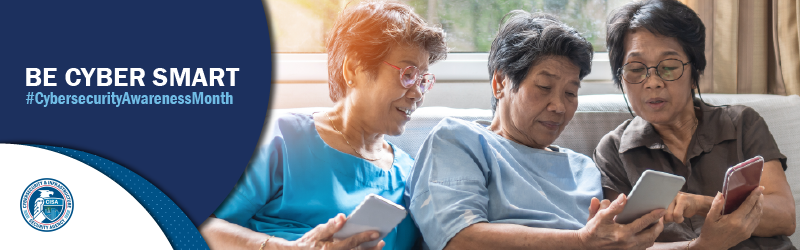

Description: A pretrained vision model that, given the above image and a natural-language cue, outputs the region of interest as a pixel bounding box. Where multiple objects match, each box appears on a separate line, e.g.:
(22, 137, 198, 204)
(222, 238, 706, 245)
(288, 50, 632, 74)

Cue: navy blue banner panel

(0, 0, 272, 227)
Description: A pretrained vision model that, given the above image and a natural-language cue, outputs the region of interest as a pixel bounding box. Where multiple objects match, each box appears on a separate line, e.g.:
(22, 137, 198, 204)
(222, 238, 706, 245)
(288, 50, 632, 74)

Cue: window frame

(273, 52, 613, 83)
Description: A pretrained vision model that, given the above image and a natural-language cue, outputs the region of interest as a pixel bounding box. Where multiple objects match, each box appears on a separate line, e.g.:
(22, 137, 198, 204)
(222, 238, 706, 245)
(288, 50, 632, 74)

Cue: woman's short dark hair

(326, 1, 447, 102)
(488, 11, 593, 113)
(607, 0, 706, 91)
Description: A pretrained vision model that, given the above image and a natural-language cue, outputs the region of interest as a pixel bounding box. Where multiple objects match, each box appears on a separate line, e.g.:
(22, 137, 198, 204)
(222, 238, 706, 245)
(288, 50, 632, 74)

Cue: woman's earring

(347, 80, 353, 86)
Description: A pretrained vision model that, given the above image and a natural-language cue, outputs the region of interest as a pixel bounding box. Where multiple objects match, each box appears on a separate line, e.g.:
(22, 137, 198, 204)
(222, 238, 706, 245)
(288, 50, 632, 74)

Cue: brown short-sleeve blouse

(593, 100, 793, 250)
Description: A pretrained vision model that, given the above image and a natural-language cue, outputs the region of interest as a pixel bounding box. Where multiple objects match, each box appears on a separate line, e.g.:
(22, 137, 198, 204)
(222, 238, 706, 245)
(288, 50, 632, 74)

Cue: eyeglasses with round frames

(383, 61, 435, 94)
(619, 59, 691, 84)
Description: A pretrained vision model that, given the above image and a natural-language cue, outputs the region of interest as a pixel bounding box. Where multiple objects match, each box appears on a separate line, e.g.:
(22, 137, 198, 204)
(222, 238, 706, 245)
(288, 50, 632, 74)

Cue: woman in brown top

(595, 0, 796, 249)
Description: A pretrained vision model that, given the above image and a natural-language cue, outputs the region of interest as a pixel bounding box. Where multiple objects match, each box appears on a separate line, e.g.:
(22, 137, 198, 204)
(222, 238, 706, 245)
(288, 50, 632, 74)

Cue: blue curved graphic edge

(29, 144, 209, 250)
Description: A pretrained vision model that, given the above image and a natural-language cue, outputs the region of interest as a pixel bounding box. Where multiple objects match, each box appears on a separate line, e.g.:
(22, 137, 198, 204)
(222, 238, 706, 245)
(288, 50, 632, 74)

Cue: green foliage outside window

(266, 0, 632, 53)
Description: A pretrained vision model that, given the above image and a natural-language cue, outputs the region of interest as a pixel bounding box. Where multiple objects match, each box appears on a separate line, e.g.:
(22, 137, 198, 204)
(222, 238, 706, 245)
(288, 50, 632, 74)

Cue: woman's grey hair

(326, 1, 447, 102)
(488, 11, 593, 114)
(606, 0, 706, 93)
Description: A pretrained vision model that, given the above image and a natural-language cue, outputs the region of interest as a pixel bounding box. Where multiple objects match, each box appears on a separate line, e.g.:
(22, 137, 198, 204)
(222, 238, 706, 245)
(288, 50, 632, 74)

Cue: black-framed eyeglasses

(618, 59, 691, 84)
(383, 61, 435, 94)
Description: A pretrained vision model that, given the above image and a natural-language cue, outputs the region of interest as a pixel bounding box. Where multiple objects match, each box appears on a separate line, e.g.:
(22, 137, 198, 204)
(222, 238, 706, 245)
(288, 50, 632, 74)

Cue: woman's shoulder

(271, 112, 315, 128)
(265, 112, 316, 136)
(711, 104, 762, 123)
(703, 103, 767, 132)
(429, 117, 492, 139)
(256, 112, 319, 151)
(597, 118, 636, 147)
(388, 142, 412, 160)
(388, 142, 415, 173)
(413, 117, 494, 160)
(554, 146, 595, 165)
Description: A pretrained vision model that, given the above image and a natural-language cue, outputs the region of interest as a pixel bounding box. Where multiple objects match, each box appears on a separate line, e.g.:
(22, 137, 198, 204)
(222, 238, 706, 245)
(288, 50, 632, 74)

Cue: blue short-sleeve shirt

(405, 118, 602, 250)
(214, 113, 418, 250)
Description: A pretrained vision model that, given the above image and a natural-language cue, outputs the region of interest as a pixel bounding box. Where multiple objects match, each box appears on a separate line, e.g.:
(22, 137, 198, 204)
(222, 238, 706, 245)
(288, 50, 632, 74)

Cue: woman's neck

(330, 103, 385, 153)
(652, 101, 697, 138)
(652, 117, 696, 143)
(488, 108, 551, 151)
(651, 104, 698, 162)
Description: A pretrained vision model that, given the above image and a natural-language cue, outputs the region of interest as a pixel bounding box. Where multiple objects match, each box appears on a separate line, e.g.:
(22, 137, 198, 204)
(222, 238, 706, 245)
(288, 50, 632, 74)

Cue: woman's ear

(341, 55, 359, 87)
(492, 71, 507, 99)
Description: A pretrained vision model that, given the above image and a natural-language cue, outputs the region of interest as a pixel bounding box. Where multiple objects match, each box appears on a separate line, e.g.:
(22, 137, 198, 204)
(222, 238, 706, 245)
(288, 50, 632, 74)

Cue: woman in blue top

(199, 2, 447, 250)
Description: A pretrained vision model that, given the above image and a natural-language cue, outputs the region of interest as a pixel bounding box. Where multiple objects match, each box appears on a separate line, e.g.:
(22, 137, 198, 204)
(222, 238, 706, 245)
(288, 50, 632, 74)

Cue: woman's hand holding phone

(579, 194, 665, 250)
(692, 187, 764, 250)
(587, 197, 611, 221)
(291, 213, 384, 250)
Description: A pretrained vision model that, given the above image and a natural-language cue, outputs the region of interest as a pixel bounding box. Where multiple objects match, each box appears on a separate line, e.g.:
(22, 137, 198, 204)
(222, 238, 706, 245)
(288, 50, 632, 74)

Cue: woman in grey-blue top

(405, 11, 666, 250)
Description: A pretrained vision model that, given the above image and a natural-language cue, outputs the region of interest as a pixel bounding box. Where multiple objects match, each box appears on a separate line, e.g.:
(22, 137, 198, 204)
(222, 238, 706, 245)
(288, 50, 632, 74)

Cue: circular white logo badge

(20, 178, 74, 232)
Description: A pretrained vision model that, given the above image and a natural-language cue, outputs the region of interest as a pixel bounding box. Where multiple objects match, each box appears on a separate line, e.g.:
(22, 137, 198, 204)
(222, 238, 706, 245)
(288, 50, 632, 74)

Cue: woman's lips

(396, 107, 412, 120)
(539, 121, 561, 130)
(646, 98, 667, 110)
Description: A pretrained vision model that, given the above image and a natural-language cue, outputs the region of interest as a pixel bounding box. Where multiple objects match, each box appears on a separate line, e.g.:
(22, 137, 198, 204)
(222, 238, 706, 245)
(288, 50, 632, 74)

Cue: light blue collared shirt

(405, 117, 602, 250)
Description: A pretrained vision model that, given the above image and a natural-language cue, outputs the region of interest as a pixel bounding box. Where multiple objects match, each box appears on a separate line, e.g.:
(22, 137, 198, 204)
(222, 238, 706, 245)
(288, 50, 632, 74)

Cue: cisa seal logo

(20, 178, 74, 232)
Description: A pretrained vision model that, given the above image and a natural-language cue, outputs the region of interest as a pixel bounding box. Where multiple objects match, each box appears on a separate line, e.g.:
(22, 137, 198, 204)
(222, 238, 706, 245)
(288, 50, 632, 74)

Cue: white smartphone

(332, 194, 408, 248)
(614, 170, 686, 224)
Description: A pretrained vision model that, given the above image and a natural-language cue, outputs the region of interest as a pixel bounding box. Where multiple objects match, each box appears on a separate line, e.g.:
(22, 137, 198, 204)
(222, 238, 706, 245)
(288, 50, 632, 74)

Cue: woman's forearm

(199, 217, 292, 250)
(683, 192, 793, 237)
(753, 193, 796, 237)
(648, 241, 691, 250)
(443, 222, 585, 250)
(751, 160, 796, 236)
(649, 240, 721, 250)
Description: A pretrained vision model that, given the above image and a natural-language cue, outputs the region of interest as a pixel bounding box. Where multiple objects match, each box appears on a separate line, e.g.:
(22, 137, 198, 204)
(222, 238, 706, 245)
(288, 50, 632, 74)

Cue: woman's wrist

(272, 241, 291, 250)
(688, 236, 703, 250)
(254, 235, 292, 250)
(690, 235, 721, 250)
(574, 228, 590, 249)
(275, 238, 296, 250)
(694, 194, 714, 216)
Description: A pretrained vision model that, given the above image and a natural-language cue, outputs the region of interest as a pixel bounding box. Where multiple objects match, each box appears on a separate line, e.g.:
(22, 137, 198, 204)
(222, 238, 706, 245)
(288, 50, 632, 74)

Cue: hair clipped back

(488, 11, 593, 113)
(326, 1, 447, 102)
(606, 0, 706, 91)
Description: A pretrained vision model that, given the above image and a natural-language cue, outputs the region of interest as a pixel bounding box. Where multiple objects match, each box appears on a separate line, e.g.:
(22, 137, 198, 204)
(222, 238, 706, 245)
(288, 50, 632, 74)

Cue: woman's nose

(406, 83, 424, 100)
(547, 94, 566, 114)
(642, 68, 664, 89)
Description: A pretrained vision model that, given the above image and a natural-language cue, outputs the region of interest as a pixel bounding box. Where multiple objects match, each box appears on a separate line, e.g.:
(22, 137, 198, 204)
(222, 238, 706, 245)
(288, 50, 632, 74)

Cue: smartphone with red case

(721, 156, 764, 215)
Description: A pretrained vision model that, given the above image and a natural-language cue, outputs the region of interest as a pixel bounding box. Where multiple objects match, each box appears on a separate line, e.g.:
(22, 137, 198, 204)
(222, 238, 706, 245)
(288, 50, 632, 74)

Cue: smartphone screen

(615, 170, 685, 224)
(332, 194, 407, 248)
